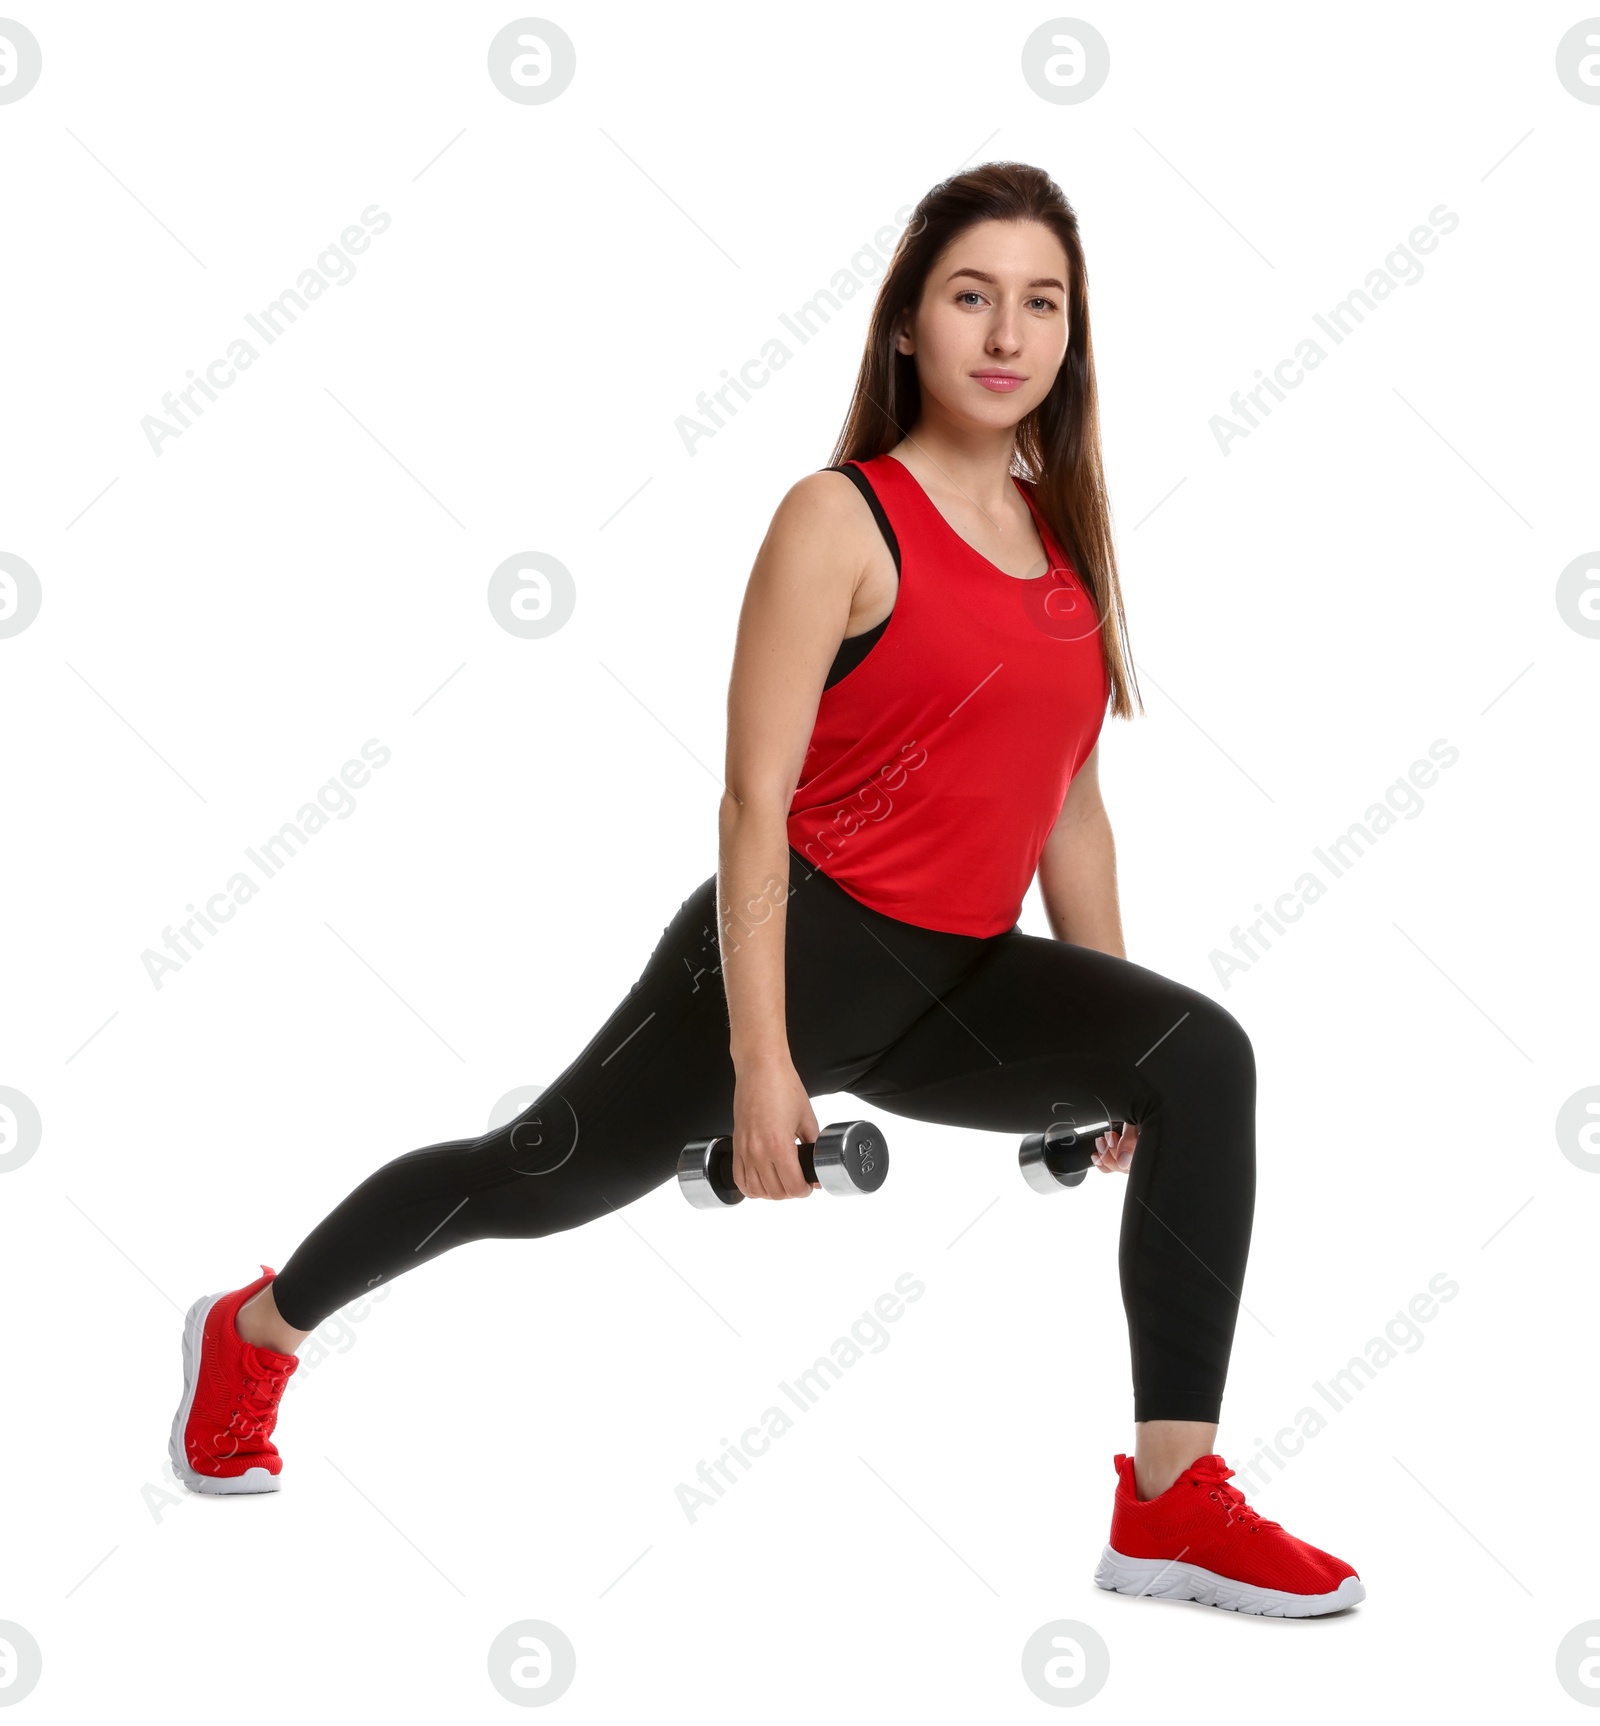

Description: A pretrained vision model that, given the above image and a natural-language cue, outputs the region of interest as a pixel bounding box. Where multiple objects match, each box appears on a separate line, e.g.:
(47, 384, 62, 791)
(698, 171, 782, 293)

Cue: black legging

(272, 849, 1255, 1423)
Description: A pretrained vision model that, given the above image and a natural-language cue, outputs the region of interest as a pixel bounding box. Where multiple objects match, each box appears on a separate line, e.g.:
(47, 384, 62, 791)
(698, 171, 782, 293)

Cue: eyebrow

(946, 267, 1066, 291)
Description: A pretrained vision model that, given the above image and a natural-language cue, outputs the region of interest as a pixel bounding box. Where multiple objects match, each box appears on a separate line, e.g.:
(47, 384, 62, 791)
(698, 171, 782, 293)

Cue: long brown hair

(830, 161, 1142, 721)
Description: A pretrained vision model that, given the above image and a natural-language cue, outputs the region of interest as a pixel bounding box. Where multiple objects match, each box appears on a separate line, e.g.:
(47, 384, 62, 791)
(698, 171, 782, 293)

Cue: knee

(1195, 996, 1255, 1092)
(1142, 991, 1254, 1104)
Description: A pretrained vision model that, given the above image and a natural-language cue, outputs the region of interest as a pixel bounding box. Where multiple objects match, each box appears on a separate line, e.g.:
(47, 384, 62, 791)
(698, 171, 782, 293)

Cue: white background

(2, 0, 1596, 1719)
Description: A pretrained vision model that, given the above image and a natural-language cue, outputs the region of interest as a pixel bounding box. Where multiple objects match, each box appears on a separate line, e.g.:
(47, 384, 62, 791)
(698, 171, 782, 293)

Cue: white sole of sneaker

(167, 1288, 282, 1496)
(1094, 1544, 1365, 1617)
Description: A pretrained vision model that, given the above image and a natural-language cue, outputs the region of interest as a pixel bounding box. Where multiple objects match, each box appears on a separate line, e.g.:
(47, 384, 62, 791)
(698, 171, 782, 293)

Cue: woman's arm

(1035, 743, 1126, 958)
(1037, 741, 1139, 1172)
(717, 470, 872, 1194)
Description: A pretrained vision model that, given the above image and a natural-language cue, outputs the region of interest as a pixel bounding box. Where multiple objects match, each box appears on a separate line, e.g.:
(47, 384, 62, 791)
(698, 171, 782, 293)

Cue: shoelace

(1189, 1461, 1283, 1534)
(233, 1363, 292, 1440)
(191, 1361, 292, 1470)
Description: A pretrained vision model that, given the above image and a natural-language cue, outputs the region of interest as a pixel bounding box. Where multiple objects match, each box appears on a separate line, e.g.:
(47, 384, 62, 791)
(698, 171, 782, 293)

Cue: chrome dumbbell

(1019, 1113, 1128, 1193)
(677, 1120, 889, 1209)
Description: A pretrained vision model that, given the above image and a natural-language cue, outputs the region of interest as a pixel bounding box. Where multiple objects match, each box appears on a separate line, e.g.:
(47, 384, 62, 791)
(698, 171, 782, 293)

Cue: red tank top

(786, 453, 1110, 937)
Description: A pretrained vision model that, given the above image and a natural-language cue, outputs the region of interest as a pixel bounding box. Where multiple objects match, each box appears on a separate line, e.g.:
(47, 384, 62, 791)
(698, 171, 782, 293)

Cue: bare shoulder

(757, 466, 880, 573)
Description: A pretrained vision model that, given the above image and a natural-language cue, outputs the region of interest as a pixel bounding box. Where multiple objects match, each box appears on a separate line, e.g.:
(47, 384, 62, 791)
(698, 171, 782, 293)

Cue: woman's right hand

(731, 1059, 822, 1198)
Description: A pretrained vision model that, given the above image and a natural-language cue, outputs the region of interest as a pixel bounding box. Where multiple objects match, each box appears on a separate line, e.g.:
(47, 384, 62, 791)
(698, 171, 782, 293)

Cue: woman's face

(896, 217, 1072, 430)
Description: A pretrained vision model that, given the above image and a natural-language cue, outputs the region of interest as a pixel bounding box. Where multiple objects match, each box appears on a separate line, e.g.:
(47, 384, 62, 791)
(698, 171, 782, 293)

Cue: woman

(168, 161, 1363, 1618)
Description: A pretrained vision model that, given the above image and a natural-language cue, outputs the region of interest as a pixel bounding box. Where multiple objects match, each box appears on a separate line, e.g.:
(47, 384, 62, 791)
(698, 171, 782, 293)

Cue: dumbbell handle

(719, 1131, 834, 1186)
(1019, 1116, 1127, 1193)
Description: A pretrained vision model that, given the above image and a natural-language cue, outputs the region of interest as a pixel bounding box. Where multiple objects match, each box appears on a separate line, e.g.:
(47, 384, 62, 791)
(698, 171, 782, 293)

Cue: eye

(956, 290, 1060, 311)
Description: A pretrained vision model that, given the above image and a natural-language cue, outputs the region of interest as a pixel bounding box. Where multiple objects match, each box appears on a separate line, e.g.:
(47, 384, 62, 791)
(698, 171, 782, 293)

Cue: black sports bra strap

(821, 462, 901, 574)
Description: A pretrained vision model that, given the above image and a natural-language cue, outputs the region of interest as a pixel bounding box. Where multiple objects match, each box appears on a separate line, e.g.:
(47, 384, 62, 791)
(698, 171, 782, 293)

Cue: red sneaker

(168, 1265, 300, 1495)
(1095, 1452, 1365, 1617)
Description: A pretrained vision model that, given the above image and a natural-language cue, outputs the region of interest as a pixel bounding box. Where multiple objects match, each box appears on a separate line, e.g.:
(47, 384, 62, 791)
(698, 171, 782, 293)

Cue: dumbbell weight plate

(678, 1136, 741, 1209)
(810, 1119, 889, 1197)
(1019, 1116, 1124, 1194)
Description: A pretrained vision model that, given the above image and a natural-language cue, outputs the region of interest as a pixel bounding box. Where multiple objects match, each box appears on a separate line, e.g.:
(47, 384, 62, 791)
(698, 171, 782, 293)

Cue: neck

(887, 419, 1023, 519)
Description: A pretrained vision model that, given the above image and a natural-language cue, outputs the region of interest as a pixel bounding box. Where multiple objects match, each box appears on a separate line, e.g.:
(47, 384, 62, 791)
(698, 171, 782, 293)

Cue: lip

(971, 370, 1026, 392)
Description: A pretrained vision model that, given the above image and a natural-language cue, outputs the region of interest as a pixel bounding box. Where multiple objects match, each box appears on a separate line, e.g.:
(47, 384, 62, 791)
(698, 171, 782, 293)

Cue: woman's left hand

(1090, 1121, 1138, 1173)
